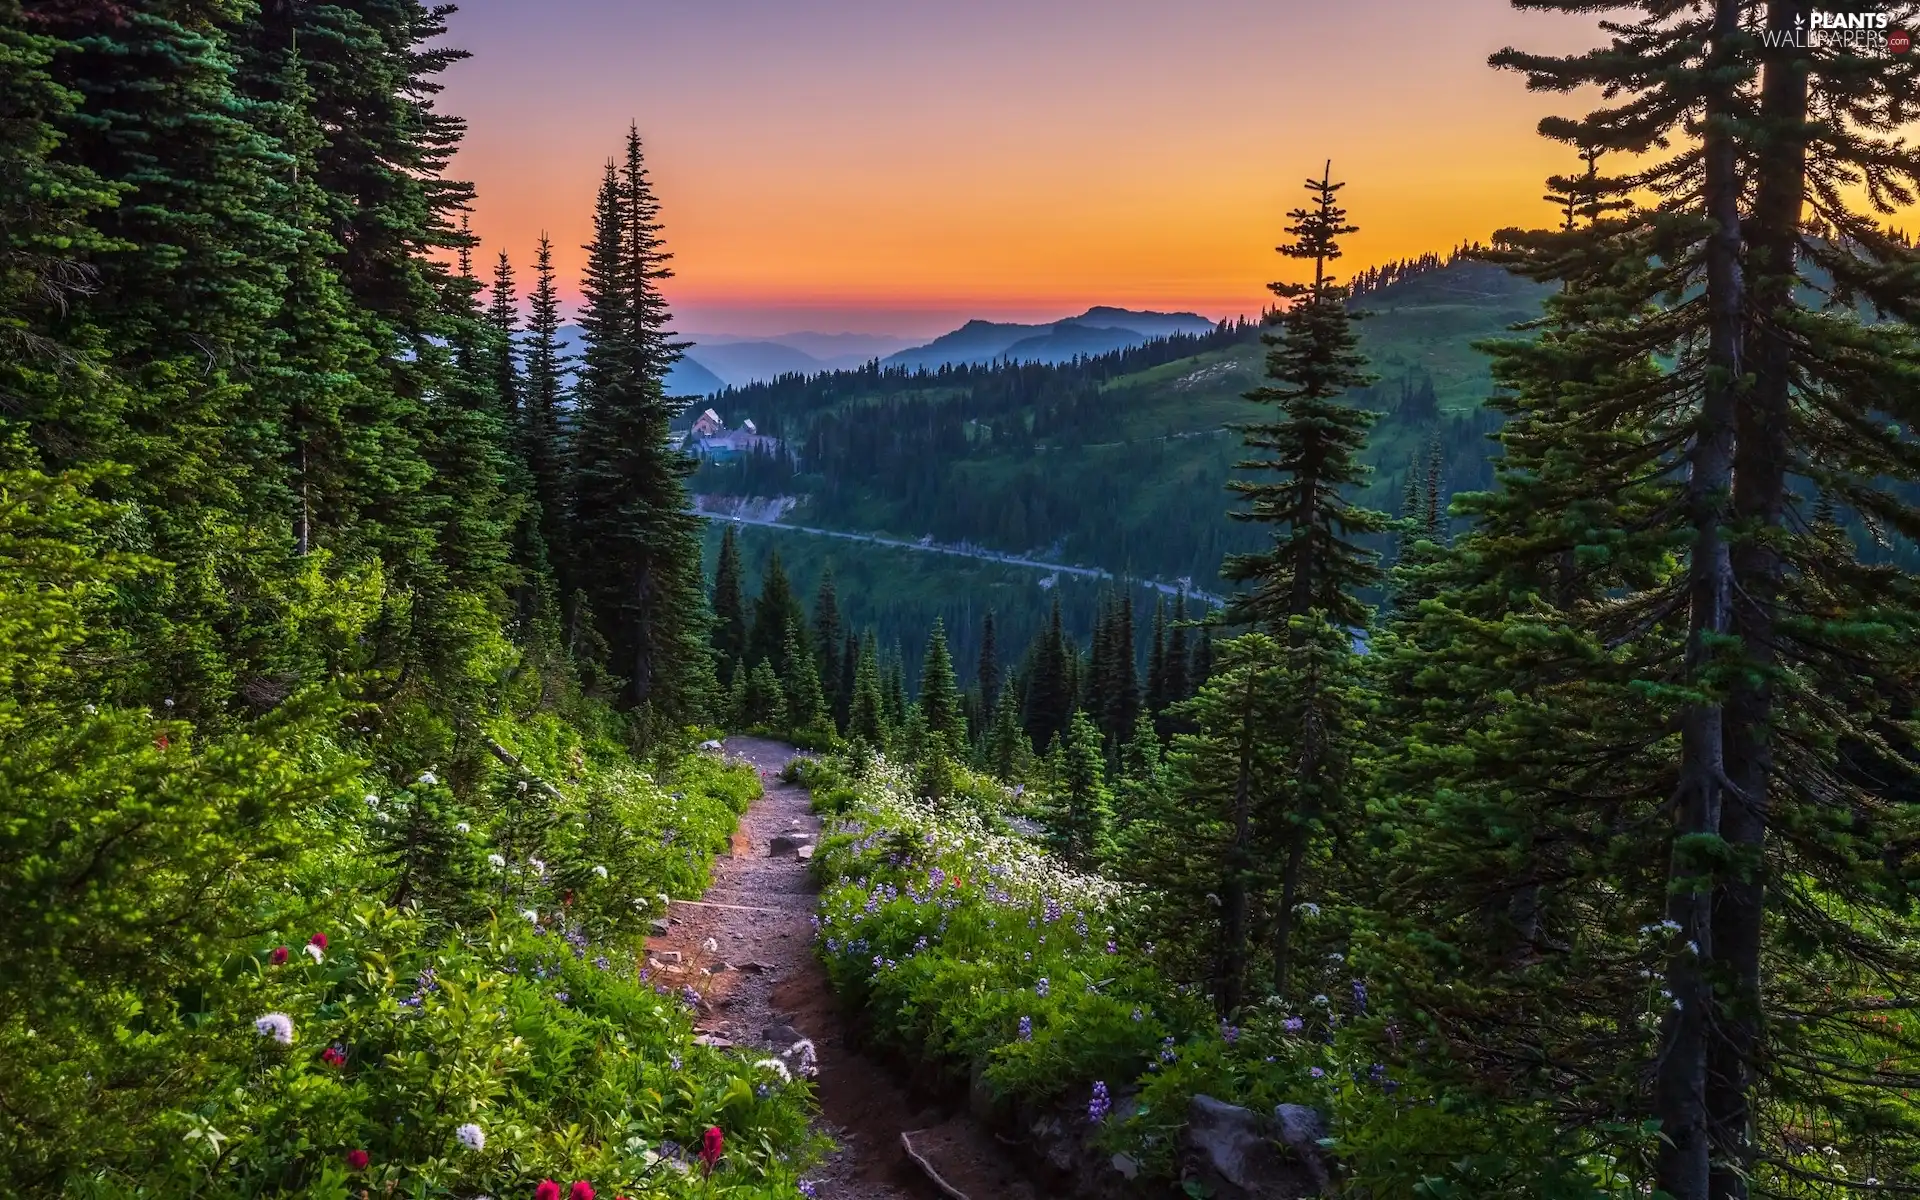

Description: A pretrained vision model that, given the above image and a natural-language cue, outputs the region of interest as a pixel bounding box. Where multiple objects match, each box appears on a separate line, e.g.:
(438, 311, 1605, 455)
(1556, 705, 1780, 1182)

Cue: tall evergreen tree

(780, 612, 824, 731)
(812, 567, 844, 714)
(747, 548, 801, 677)
(1372, 9, 1920, 1195)
(1221, 162, 1389, 632)
(1040, 710, 1112, 869)
(1146, 598, 1168, 716)
(976, 610, 1000, 715)
(918, 618, 963, 749)
(523, 232, 571, 583)
(711, 523, 749, 682)
(1164, 594, 1191, 704)
(570, 128, 712, 726)
(1023, 595, 1073, 750)
(849, 633, 886, 745)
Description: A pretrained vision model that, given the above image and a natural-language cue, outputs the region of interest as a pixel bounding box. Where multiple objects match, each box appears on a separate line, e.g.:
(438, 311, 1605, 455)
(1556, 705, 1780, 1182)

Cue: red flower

(320, 1046, 346, 1067)
(154, 734, 170, 750)
(534, 1182, 560, 1200)
(563, 890, 574, 907)
(308, 932, 329, 950)
(345, 1149, 369, 1171)
(270, 946, 289, 965)
(568, 1183, 595, 1200)
(700, 1125, 724, 1175)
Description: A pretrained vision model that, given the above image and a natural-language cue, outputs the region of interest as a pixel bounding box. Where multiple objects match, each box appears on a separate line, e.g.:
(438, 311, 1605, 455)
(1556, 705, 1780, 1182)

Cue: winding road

(691, 503, 1226, 607)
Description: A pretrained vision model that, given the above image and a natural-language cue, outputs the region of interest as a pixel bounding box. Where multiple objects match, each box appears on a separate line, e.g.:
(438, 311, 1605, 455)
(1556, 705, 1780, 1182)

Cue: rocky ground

(646, 736, 1031, 1200)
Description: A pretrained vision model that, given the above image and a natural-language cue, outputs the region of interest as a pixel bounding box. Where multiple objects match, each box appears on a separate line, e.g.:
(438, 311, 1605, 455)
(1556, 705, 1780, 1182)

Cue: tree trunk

(1709, 5, 1806, 1195)
(1656, 5, 1744, 1197)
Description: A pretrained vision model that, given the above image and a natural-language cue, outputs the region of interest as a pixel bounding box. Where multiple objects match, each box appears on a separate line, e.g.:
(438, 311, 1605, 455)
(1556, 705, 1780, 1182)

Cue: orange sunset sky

(440, 0, 1603, 336)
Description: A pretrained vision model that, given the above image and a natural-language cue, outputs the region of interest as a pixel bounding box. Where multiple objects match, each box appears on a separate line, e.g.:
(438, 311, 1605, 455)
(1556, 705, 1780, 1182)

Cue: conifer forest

(4, 2, 1920, 1199)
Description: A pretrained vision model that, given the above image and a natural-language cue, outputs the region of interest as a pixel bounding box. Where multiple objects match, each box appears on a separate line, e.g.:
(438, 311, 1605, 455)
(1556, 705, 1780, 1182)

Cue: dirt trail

(647, 737, 1029, 1199)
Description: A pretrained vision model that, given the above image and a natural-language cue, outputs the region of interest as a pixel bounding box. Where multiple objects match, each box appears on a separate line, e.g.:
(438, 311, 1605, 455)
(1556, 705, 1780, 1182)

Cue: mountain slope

(882, 306, 1216, 371)
(691, 259, 1555, 586)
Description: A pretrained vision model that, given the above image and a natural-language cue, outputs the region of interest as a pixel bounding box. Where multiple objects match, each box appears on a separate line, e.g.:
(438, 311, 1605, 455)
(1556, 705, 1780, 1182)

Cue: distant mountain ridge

(882, 306, 1216, 371)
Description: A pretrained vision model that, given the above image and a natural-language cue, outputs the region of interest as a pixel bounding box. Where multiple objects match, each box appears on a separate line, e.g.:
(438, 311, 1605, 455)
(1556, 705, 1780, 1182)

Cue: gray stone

(698, 739, 723, 752)
(1273, 1104, 1333, 1191)
(1111, 1153, 1139, 1180)
(649, 919, 671, 937)
(764, 1023, 802, 1045)
(654, 950, 682, 964)
(692, 1033, 732, 1048)
(1180, 1094, 1322, 1199)
(796, 844, 815, 861)
(769, 833, 808, 856)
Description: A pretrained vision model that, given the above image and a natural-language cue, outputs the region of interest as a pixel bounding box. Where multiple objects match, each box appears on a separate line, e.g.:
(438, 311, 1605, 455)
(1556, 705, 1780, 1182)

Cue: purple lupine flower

(799, 1181, 820, 1197)
(1369, 1062, 1387, 1085)
(554, 991, 570, 1004)
(1131, 1008, 1144, 1022)
(1310, 1067, 1325, 1079)
(1283, 1016, 1304, 1034)
(680, 986, 701, 1009)
(1018, 1016, 1032, 1041)
(1087, 1080, 1111, 1123)
(1034, 977, 1049, 998)
(1158, 1037, 1176, 1064)
(1352, 979, 1368, 1014)
(1105, 940, 1118, 954)
(1221, 1023, 1240, 1045)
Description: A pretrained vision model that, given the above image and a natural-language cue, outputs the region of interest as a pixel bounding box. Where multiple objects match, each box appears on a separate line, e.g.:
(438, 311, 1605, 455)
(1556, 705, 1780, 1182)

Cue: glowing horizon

(440, 0, 1600, 338)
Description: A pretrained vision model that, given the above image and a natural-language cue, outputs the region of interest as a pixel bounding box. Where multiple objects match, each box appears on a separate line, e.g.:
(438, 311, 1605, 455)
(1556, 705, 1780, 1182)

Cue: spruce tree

(918, 617, 963, 749)
(523, 232, 571, 583)
(711, 523, 749, 682)
(986, 678, 1029, 781)
(780, 612, 824, 732)
(811, 567, 844, 714)
(976, 610, 1000, 715)
(1040, 710, 1112, 869)
(1221, 162, 1388, 633)
(837, 631, 859, 731)
(1373, 10, 1920, 1194)
(882, 647, 908, 729)
(1023, 595, 1073, 750)
(1146, 598, 1168, 715)
(570, 129, 711, 727)
(849, 634, 886, 745)
(1164, 594, 1190, 703)
(747, 548, 801, 678)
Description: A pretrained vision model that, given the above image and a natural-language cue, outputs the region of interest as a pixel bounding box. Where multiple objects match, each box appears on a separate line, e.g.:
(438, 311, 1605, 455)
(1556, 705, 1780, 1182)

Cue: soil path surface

(647, 737, 1032, 1200)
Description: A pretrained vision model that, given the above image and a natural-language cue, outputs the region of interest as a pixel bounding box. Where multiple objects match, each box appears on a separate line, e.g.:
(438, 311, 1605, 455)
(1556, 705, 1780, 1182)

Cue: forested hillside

(693, 251, 1542, 587)
(0, 3, 814, 1194)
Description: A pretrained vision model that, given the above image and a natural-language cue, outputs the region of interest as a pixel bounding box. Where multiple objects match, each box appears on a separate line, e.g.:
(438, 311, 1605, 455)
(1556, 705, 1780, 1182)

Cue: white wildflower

(254, 1012, 295, 1044)
(753, 1057, 793, 1082)
(522, 909, 539, 924)
(419, 771, 439, 786)
(455, 1122, 486, 1151)
(1296, 902, 1321, 917)
(593, 865, 609, 879)
(1311, 994, 1330, 1007)
(528, 857, 546, 874)
(702, 937, 719, 955)
(455, 822, 470, 834)
(365, 794, 380, 808)
(305, 944, 325, 964)
(487, 853, 506, 868)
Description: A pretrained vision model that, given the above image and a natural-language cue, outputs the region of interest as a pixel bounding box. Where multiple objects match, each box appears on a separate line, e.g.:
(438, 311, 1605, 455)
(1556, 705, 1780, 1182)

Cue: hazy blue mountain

(688, 330, 917, 362)
(997, 320, 1147, 364)
(688, 341, 825, 388)
(553, 324, 727, 397)
(882, 306, 1216, 371)
(1076, 306, 1216, 339)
